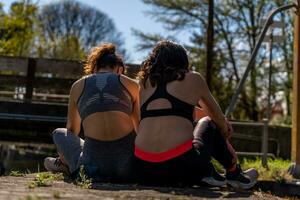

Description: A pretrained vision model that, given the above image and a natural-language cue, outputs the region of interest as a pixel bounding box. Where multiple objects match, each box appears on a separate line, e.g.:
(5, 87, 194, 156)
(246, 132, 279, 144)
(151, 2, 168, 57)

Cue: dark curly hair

(84, 43, 124, 75)
(138, 40, 189, 88)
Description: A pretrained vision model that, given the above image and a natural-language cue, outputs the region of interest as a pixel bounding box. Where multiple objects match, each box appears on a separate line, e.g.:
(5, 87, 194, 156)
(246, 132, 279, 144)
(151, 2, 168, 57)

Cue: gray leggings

(52, 128, 135, 182)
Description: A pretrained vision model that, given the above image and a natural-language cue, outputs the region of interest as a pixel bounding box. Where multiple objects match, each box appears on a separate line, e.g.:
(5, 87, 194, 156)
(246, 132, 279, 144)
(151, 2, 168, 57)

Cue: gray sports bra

(77, 72, 133, 121)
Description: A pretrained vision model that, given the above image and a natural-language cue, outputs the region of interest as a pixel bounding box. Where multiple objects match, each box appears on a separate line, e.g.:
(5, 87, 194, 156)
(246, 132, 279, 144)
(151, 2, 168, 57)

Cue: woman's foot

(44, 157, 70, 175)
(201, 164, 226, 187)
(226, 164, 258, 189)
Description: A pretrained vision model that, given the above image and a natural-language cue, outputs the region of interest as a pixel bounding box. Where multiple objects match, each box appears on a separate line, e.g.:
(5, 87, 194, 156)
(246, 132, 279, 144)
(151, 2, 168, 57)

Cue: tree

(37, 0, 126, 60)
(133, 0, 234, 112)
(0, 0, 37, 57)
(133, 0, 208, 72)
(134, 0, 294, 122)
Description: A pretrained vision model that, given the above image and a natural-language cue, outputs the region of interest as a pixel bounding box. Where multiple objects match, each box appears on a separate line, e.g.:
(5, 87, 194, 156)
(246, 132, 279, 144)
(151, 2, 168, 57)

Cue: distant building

(270, 101, 284, 123)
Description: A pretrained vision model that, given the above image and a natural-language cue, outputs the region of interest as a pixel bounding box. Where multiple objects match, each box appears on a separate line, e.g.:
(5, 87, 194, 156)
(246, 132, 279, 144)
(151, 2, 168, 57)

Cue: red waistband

(134, 139, 193, 163)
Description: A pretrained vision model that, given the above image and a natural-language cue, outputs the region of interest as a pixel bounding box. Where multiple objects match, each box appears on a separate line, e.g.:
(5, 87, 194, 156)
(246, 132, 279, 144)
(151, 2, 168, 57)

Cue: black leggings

(133, 117, 236, 185)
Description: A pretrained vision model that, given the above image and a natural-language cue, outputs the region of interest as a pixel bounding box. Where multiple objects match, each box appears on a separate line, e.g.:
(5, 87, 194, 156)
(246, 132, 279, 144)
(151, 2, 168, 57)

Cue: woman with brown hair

(44, 43, 139, 182)
(134, 40, 258, 189)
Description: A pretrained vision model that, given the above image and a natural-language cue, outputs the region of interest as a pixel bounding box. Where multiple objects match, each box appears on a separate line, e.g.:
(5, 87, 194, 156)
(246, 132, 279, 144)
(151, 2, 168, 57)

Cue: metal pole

(262, 118, 269, 167)
(225, 4, 297, 117)
(262, 29, 273, 168)
(267, 28, 273, 122)
(206, 0, 214, 89)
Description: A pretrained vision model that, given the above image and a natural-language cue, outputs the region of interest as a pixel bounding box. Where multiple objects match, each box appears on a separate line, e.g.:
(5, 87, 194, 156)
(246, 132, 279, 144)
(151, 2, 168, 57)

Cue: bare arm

(66, 79, 84, 135)
(120, 75, 140, 133)
(193, 107, 208, 121)
(194, 73, 232, 138)
(131, 91, 140, 133)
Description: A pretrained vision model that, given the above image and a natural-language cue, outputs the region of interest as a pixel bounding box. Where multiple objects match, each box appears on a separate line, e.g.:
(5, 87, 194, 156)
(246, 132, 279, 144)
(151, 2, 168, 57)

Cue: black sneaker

(201, 163, 226, 187)
(226, 164, 258, 189)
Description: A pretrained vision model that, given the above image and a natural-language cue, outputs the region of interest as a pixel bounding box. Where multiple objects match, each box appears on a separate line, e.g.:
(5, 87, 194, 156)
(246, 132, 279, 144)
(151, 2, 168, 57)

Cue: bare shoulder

(184, 71, 206, 86)
(120, 74, 139, 89)
(69, 76, 87, 100)
(71, 76, 86, 92)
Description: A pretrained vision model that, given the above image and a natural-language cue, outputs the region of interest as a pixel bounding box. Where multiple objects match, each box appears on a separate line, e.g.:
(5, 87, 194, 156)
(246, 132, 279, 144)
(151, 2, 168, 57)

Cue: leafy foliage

(0, 0, 127, 60)
(37, 0, 126, 60)
(135, 0, 294, 122)
(0, 0, 37, 56)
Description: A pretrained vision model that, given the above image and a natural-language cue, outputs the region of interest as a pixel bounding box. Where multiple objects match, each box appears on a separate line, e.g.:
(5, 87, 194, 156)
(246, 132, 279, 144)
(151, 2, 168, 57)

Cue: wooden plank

(32, 93, 69, 103)
(0, 100, 67, 116)
(35, 58, 83, 78)
(0, 112, 66, 122)
(0, 55, 141, 103)
(292, 1, 300, 164)
(0, 75, 72, 91)
(0, 56, 28, 74)
(0, 75, 26, 86)
(0, 55, 140, 79)
(33, 77, 75, 89)
(0, 91, 69, 103)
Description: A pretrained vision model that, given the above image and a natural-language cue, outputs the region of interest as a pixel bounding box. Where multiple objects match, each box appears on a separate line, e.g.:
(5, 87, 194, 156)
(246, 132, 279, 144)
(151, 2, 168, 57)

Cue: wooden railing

(0, 55, 140, 103)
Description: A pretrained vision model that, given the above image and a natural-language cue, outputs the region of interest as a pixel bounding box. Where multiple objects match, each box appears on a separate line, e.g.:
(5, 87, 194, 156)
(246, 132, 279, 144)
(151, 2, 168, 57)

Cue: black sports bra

(140, 84, 194, 123)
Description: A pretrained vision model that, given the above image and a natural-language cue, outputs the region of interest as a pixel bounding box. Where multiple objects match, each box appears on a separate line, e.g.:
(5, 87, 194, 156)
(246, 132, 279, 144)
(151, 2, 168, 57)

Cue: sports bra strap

(142, 84, 167, 106)
(140, 84, 194, 123)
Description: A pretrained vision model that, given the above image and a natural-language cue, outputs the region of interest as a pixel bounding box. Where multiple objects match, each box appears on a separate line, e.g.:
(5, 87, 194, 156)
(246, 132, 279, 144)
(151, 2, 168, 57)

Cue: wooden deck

(0, 55, 140, 104)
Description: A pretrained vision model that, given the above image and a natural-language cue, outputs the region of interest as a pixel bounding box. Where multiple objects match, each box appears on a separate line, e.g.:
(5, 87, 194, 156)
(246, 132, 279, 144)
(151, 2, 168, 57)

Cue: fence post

(262, 118, 269, 167)
(289, 0, 300, 178)
(25, 58, 36, 102)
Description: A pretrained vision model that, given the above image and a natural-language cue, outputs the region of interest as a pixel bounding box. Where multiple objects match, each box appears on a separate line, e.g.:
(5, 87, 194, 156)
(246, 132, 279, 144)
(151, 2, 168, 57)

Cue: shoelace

(54, 158, 63, 167)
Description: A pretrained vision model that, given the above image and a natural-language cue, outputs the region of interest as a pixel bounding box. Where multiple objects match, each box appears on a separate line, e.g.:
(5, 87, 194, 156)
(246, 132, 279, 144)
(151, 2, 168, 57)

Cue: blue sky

(2, 0, 171, 63)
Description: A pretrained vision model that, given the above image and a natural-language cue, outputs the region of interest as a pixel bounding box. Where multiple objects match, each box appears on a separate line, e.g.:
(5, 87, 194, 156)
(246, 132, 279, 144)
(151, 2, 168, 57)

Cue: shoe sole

(201, 177, 226, 187)
(227, 179, 257, 189)
(44, 160, 53, 172)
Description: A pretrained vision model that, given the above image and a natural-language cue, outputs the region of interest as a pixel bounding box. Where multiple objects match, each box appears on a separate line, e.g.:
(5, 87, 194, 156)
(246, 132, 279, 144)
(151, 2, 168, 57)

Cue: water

(0, 141, 57, 175)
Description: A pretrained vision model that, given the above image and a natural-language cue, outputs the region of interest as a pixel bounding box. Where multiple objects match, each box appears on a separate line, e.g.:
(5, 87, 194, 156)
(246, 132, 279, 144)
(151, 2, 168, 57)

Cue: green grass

(212, 157, 292, 182)
(28, 172, 64, 189)
(240, 157, 291, 182)
(9, 170, 25, 177)
(75, 165, 92, 189)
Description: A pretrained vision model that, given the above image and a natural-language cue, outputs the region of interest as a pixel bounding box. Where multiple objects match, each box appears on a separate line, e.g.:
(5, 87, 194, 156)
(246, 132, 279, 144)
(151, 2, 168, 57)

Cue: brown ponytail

(84, 43, 124, 75)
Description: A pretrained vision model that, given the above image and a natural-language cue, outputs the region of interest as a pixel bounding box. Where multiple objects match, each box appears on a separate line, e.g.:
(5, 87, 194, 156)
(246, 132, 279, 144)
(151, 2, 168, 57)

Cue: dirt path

(0, 174, 290, 200)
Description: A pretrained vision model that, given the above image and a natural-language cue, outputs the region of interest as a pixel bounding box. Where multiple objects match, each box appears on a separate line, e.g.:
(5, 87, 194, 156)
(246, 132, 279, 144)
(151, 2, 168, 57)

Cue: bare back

(136, 72, 202, 152)
(67, 73, 139, 141)
(136, 71, 229, 152)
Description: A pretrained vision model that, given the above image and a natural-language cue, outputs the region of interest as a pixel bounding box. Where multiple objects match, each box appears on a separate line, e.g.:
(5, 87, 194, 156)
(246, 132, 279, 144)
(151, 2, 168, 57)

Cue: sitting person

(44, 43, 139, 182)
(134, 40, 258, 189)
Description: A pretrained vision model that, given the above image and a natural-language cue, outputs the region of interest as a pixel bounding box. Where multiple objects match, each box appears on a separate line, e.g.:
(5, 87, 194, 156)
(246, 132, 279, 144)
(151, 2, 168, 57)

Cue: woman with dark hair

(134, 40, 258, 189)
(44, 43, 139, 182)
